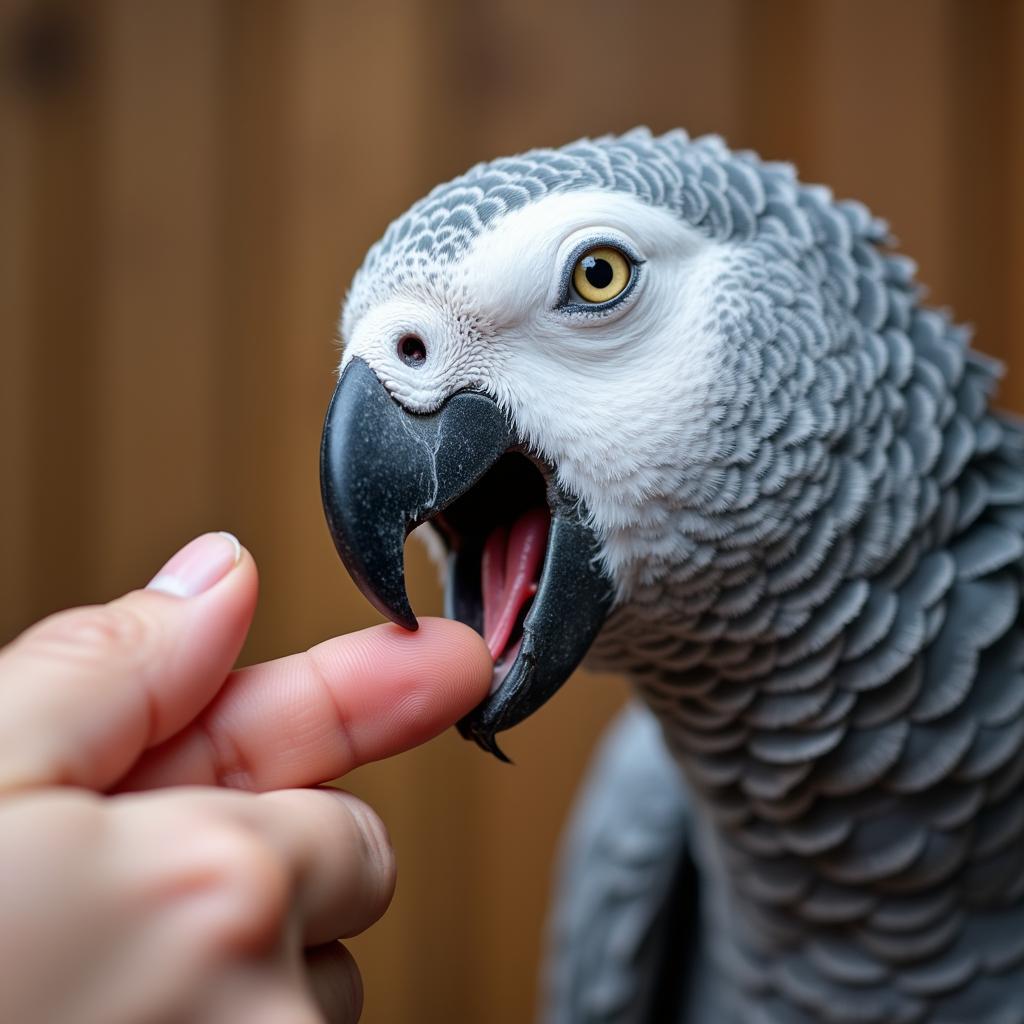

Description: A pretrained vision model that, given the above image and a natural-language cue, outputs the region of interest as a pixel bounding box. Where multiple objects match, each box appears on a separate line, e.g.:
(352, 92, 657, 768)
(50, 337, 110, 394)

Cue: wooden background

(1, 1, 1022, 1021)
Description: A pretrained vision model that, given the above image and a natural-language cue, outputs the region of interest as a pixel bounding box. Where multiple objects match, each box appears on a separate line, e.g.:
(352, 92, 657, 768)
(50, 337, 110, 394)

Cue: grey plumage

(536, 132, 1024, 1023)
(543, 704, 694, 1024)
(343, 127, 1024, 1022)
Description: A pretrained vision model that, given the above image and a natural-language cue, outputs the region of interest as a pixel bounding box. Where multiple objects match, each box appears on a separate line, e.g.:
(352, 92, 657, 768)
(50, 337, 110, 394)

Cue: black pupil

(584, 257, 614, 290)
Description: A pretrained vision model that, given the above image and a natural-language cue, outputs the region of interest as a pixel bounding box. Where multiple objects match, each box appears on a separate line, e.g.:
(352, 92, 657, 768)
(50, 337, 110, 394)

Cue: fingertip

(195, 538, 257, 596)
(304, 617, 494, 769)
(146, 532, 245, 599)
(190, 543, 259, 614)
(354, 616, 494, 718)
(134, 535, 258, 647)
(0, 536, 263, 791)
(403, 616, 493, 693)
(117, 539, 260, 746)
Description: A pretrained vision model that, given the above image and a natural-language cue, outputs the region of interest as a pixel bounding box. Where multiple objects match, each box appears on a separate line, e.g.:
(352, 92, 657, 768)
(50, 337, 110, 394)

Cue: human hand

(0, 532, 492, 1024)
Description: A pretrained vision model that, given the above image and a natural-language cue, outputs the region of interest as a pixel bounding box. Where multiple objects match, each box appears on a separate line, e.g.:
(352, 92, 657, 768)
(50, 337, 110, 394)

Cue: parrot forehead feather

(345, 128, 789, 320)
(370, 127, 694, 266)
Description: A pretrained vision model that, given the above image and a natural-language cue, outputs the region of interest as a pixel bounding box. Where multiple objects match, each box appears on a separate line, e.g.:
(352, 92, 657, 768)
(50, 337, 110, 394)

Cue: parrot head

(320, 128, 895, 757)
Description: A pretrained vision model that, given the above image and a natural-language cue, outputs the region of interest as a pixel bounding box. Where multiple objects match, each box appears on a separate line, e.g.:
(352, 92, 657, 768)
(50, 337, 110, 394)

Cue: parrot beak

(320, 357, 614, 759)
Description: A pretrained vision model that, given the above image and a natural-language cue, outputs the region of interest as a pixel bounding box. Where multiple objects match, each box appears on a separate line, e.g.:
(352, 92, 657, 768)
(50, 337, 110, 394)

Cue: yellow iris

(571, 246, 632, 304)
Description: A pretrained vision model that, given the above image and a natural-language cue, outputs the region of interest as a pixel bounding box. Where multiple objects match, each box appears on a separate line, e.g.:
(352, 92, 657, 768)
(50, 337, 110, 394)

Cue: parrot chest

(609, 576, 1024, 1024)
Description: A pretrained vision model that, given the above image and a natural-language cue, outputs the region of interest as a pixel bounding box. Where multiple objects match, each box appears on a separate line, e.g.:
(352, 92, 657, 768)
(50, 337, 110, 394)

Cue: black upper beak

(320, 357, 614, 758)
(320, 357, 512, 630)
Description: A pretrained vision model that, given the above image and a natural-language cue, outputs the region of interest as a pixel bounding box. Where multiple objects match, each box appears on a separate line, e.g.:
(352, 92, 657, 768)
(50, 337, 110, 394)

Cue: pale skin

(0, 532, 493, 1023)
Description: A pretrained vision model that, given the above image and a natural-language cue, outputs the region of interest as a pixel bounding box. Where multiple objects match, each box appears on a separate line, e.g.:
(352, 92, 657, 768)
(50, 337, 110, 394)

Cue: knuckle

(339, 951, 365, 1023)
(309, 943, 363, 1023)
(51, 791, 107, 840)
(24, 602, 157, 670)
(275, 1005, 326, 1024)
(3, 790, 105, 856)
(186, 821, 291, 955)
(331, 945, 364, 1022)
(341, 797, 397, 911)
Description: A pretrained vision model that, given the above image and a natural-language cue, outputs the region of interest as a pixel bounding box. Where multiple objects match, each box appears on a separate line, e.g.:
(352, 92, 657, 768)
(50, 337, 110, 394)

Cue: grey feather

(561, 133, 1024, 1022)
(348, 128, 1024, 1022)
(541, 704, 697, 1024)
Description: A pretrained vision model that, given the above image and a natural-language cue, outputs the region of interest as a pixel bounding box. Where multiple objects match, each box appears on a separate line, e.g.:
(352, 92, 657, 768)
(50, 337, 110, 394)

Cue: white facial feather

(341, 190, 736, 599)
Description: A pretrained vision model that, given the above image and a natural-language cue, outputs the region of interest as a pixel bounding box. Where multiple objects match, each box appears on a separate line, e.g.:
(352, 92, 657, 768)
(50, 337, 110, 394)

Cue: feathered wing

(540, 703, 712, 1024)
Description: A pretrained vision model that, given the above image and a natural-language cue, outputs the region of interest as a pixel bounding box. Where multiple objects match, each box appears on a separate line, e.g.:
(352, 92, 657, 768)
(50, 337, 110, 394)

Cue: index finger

(118, 618, 492, 792)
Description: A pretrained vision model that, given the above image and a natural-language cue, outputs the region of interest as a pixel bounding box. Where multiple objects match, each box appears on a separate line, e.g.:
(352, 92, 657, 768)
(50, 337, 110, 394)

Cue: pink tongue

(481, 507, 550, 661)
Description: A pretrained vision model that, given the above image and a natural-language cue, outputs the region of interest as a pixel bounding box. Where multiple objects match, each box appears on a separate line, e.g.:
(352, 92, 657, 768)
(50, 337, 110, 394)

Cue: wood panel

(0, 3, 1022, 1023)
(948, 0, 1016, 369)
(809, 1, 960, 310)
(94, 0, 225, 595)
(0, 0, 34, 638)
(9, 0, 104, 624)
(1011, 0, 1024, 412)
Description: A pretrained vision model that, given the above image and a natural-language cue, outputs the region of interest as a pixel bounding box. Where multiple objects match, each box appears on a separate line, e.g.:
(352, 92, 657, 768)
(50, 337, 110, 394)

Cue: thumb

(0, 532, 257, 792)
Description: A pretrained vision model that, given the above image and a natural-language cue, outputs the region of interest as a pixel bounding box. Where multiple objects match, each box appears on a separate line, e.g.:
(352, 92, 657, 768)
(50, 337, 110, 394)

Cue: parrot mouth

(430, 453, 552, 687)
(320, 357, 614, 759)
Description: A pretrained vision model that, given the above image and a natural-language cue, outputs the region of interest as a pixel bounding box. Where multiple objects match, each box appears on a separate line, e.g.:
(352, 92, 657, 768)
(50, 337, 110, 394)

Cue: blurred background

(1, 0, 1023, 1020)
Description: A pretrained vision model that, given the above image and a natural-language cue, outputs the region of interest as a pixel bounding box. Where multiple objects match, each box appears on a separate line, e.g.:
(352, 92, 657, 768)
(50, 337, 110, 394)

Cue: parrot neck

(583, 425, 1024, 1017)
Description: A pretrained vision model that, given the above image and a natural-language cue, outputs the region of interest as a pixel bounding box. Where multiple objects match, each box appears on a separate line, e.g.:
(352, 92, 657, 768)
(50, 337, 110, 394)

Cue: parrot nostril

(397, 334, 427, 367)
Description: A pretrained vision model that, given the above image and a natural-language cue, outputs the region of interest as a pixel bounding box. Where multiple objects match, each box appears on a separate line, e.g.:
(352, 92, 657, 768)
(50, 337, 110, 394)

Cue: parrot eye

(571, 246, 633, 304)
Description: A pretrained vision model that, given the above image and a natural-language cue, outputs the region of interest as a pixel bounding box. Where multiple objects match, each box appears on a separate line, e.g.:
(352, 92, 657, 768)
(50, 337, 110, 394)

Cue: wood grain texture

(13, 0, 104, 622)
(1012, 0, 1024, 412)
(94, 0, 225, 595)
(0, 3, 1021, 1022)
(0, 0, 34, 639)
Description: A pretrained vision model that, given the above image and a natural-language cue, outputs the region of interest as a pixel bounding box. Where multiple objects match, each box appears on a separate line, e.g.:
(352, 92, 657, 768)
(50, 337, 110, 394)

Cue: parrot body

(322, 129, 1024, 1023)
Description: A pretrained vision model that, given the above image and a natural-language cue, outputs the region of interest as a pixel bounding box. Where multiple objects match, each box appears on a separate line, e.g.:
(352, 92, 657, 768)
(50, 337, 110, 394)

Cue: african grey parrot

(318, 128, 1024, 1023)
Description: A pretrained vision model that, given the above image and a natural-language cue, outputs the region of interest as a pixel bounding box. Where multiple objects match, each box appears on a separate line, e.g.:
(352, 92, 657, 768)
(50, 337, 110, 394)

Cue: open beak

(320, 357, 614, 759)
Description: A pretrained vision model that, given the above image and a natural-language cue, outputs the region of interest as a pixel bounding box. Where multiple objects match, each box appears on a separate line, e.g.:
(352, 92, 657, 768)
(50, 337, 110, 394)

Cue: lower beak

(320, 357, 614, 758)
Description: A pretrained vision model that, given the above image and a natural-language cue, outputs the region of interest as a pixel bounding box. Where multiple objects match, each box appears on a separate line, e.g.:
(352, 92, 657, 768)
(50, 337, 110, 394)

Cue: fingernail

(147, 532, 243, 598)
